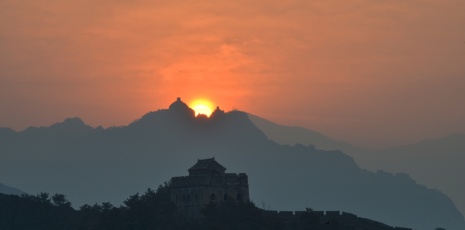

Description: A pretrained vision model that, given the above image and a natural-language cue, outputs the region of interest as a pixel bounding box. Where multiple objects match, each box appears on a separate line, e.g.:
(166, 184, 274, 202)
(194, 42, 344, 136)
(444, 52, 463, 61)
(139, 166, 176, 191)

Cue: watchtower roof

(188, 158, 226, 175)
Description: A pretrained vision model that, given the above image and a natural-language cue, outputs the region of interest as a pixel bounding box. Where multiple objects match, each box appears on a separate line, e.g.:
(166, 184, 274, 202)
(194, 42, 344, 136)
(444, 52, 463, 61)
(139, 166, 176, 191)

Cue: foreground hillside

(0, 99, 462, 230)
(0, 185, 407, 230)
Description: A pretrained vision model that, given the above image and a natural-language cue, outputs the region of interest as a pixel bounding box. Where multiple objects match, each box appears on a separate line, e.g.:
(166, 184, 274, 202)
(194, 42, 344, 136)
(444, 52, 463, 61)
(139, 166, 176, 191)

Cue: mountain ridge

(248, 113, 465, 221)
(0, 99, 463, 230)
(247, 113, 366, 154)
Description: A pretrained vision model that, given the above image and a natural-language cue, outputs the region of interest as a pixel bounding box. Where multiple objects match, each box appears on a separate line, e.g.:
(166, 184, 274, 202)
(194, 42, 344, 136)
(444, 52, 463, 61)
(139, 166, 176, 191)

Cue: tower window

(210, 193, 216, 201)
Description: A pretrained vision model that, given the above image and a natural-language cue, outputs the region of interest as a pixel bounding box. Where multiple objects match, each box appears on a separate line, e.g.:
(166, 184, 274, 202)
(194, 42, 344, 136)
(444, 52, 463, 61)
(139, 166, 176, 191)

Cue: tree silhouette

(0, 184, 405, 230)
(51, 193, 71, 208)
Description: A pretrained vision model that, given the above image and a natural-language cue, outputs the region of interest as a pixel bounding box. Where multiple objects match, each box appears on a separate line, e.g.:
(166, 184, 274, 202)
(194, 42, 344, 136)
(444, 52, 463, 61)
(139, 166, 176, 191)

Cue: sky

(1, 0, 464, 149)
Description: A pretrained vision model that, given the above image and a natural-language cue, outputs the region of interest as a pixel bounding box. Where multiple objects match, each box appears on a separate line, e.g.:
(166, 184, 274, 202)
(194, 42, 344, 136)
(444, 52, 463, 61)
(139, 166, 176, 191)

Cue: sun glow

(190, 99, 215, 117)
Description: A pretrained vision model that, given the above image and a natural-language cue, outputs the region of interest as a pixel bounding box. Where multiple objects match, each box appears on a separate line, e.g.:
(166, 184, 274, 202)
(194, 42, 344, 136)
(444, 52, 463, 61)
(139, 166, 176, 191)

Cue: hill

(0, 187, 407, 230)
(0, 98, 463, 230)
(0, 183, 23, 195)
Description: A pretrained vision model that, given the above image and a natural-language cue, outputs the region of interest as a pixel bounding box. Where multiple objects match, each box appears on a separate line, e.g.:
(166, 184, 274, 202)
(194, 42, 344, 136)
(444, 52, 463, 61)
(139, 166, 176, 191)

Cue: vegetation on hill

(0, 183, 419, 230)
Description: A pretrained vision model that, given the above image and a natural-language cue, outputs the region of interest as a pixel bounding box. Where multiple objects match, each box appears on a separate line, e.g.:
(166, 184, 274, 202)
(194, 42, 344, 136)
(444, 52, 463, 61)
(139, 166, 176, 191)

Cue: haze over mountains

(249, 114, 465, 219)
(0, 98, 464, 230)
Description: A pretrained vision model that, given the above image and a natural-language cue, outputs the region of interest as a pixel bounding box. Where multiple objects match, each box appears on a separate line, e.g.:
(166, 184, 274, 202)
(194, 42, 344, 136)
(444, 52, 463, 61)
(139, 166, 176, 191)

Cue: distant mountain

(247, 113, 367, 156)
(0, 183, 23, 195)
(0, 98, 463, 230)
(249, 114, 465, 220)
(364, 134, 465, 223)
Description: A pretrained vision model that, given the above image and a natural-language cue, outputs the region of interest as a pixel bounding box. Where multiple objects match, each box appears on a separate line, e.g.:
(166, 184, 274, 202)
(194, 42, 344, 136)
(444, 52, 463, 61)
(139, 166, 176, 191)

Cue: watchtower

(170, 158, 249, 219)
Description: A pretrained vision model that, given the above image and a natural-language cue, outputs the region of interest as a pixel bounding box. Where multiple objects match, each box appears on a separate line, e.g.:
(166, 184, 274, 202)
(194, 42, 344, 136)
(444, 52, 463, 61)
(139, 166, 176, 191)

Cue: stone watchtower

(170, 158, 249, 219)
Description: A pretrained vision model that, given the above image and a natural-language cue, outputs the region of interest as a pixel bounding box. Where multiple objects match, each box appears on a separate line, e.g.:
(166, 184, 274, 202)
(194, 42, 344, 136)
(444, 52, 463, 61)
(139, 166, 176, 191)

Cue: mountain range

(249, 114, 465, 220)
(0, 98, 463, 230)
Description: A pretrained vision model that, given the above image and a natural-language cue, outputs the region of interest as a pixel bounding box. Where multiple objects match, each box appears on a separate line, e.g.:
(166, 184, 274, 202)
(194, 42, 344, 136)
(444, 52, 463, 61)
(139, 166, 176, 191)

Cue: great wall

(261, 210, 412, 230)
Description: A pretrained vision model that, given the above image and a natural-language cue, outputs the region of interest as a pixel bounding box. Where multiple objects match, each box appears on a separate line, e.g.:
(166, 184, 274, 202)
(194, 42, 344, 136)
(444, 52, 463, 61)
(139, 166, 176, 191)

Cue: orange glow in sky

(190, 99, 215, 117)
(1, 0, 465, 149)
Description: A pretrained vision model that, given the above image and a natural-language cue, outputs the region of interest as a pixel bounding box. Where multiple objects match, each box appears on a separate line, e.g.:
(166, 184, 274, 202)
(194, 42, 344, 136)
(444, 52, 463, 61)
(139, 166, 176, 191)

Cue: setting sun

(190, 99, 215, 117)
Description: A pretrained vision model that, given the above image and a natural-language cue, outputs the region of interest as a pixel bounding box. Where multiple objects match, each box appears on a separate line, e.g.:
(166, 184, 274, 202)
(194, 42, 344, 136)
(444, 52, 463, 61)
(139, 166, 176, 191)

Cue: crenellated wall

(261, 210, 412, 230)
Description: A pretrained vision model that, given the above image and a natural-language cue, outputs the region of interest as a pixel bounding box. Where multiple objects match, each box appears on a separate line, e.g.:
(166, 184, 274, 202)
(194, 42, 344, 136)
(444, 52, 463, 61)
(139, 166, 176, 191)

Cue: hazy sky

(1, 0, 464, 149)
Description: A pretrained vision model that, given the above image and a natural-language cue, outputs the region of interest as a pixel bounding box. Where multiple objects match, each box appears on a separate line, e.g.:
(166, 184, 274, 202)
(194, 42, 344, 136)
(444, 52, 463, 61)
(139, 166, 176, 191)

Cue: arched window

(176, 195, 179, 204)
(187, 194, 190, 203)
(224, 194, 228, 201)
(237, 194, 242, 202)
(195, 194, 198, 203)
(210, 193, 216, 201)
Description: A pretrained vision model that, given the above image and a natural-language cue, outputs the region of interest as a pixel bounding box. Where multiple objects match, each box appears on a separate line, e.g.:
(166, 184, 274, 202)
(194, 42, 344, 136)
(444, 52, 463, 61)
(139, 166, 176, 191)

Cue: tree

(36, 192, 51, 204)
(51, 193, 71, 208)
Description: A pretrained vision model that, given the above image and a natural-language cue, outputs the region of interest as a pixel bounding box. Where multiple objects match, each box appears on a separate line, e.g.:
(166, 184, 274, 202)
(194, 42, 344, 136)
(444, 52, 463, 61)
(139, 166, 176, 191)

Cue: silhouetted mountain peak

(129, 104, 269, 144)
(134, 99, 233, 128)
(49, 117, 92, 131)
(56, 117, 84, 125)
(168, 97, 195, 118)
(19, 117, 94, 135)
(210, 106, 225, 119)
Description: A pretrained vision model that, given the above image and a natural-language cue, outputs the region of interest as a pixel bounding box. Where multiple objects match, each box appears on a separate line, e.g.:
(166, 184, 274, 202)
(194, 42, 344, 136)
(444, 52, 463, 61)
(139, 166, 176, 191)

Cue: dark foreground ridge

(0, 186, 412, 230)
